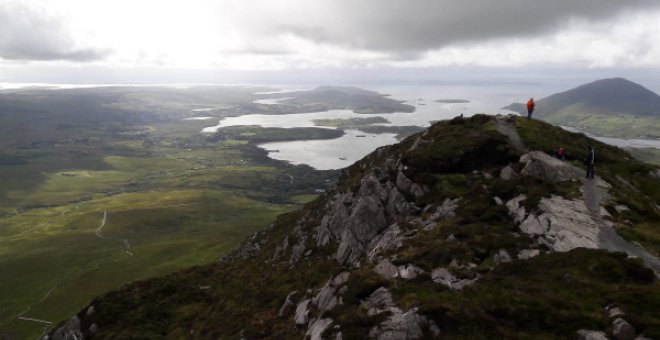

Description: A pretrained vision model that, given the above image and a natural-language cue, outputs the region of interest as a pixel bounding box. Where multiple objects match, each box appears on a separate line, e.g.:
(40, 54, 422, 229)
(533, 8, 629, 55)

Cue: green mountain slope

(49, 115, 660, 339)
(504, 78, 660, 138)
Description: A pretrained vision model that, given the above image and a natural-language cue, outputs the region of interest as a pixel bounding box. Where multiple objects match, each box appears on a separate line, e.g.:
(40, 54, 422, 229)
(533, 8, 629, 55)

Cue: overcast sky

(1, 0, 660, 84)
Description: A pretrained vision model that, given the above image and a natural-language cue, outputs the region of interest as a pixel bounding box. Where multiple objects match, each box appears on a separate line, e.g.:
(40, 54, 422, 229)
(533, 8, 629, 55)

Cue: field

(0, 85, 358, 339)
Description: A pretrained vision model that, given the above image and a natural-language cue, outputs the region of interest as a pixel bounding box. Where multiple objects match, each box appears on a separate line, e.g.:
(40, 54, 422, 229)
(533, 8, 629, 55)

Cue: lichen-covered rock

(506, 194, 528, 224)
(506, 195, 602, 252)
(494, 249, 512, 264)
(316, 174, 412, 265)
(289, 236, 307, 266)
(500, 165, 518, 180)
(517, 249, 540, 260)
(369, 307, 427, 340)
(279, 291, 299, 317)
(374, 259, 399, 279)
(367, 224, 405, 263)
(519, 151, 579, 182)
(397, 264, 424, 280)
(306, 318, 333, 340)
(272, 236, 289, 260)
(607, 306, 625, 319)
(362, 287, 397, 316)
(429, 198, 460, 222)
(295, 299, 311, 326)
(431, 268, 453, 286)
(313, 272, 350, 313)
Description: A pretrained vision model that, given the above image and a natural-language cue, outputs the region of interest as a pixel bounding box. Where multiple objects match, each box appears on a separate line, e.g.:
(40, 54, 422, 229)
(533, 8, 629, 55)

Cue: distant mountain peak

(503, 78, 660, 137)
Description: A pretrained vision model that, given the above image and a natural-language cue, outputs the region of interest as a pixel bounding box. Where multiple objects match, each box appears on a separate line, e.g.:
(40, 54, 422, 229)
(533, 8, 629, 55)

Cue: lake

(199, 84, 660, 170)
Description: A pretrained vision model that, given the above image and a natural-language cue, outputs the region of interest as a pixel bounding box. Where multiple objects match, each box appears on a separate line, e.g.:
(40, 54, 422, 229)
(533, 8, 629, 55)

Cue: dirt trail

(581, 177, 660, 275)
(495, 117, 528, 153)
(95, 211, 133, 256)
(495, 116, 660, 275)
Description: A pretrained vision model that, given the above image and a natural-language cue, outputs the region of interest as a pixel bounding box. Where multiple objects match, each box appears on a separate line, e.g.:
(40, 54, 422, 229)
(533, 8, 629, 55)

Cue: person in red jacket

(527, 98, 535, 120)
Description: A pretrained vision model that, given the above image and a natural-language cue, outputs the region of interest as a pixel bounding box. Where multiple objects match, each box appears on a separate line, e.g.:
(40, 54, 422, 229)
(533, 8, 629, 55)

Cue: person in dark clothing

(584, 146, 595, 179)
(526, 98, 535, 120)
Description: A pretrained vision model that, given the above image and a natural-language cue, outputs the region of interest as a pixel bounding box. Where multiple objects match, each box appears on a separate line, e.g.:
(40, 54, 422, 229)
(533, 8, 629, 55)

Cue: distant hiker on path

(527, 98, 535, 120)
(555, 147, 566, 160)
(584, 146, 596, 179)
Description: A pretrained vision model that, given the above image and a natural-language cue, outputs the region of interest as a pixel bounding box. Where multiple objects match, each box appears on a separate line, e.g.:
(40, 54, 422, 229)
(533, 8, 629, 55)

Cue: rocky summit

(48, 115, 660, 339)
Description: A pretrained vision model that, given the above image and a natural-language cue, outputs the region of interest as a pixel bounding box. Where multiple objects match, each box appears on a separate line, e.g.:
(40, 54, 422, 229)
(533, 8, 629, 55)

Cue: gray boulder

(369, 307, 426, 340)
(295, 299, 311, 326)
(519, 151, 579, 182)
(612, 318, 636, 340)
(517, 249, 540, 260)
(362, 287, 398, 316)
(506, 194, 528, 224)
(431, 268, 453, 286)
(367, 224, 405, 263)
(374, 259, 399, 279)
(429, 198, 460, 222)
(313, 272, 350, 313)
(577, 329, 609, 340)
(397, 264, 425, 280)
(494, 249, 512, 264)
(306, 318, 333, 340)
(500, 165, 518, 180)
(278, 291, 299, 317)
(607, 307, 625, 319)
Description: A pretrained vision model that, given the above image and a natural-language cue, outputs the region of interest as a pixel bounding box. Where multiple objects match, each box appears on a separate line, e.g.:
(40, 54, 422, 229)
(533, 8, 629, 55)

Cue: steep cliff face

(49, 115, 660, 339)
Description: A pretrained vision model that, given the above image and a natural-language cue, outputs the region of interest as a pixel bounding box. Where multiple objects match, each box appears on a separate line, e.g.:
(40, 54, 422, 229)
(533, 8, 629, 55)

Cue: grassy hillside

(50, 115, 660, 339)
(0, 86, 354, 339)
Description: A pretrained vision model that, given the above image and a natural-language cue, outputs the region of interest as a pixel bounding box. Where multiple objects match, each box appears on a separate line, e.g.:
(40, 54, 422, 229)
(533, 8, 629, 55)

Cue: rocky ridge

(48, 115, 660, 339)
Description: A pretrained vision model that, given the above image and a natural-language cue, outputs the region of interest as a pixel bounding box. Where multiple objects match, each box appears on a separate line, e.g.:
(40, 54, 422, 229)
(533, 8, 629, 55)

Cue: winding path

(95, 211, 133, 256)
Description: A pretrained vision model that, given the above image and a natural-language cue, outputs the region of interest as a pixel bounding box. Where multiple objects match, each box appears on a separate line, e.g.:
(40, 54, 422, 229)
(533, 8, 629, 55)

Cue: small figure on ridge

(584, 146, 596, 179)
(526, 98, 535, 120)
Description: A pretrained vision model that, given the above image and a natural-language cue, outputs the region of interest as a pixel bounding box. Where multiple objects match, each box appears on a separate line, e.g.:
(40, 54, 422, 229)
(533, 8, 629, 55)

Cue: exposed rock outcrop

(316, 174, 413, 265)
(373, 259, 399, 279)
(278, 291, 299, 317)
(48, 316, 83, 340)
(397, 264, 424, 280)
(517, 249, 540, 260)
(506, 194, 602, 252)
(367, 224, 406, 263)
(519, 151, 579, 182)
(431, 267, 478, 290)
(294, 272, 350, 336)
(362, 287, 438, 340)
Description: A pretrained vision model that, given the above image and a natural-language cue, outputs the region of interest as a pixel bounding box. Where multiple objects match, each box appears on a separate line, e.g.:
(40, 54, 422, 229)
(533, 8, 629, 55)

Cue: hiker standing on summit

(584, 146, 596, 179)
(527, 98, 535, 120)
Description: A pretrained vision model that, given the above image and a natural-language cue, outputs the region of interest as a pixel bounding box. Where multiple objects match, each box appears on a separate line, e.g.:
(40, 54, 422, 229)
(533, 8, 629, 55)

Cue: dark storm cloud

(263, 0, 660, 52)
(0, 2, 107, 61)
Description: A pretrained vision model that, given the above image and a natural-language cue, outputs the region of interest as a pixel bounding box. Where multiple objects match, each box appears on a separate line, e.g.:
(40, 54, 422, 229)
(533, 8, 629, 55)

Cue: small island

(435, 99, 471, 104)
(211, 125, 345, 143)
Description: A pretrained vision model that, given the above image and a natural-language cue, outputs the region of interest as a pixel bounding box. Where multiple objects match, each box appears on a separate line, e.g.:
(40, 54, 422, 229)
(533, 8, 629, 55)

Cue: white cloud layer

(1, 0, 659, 70)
